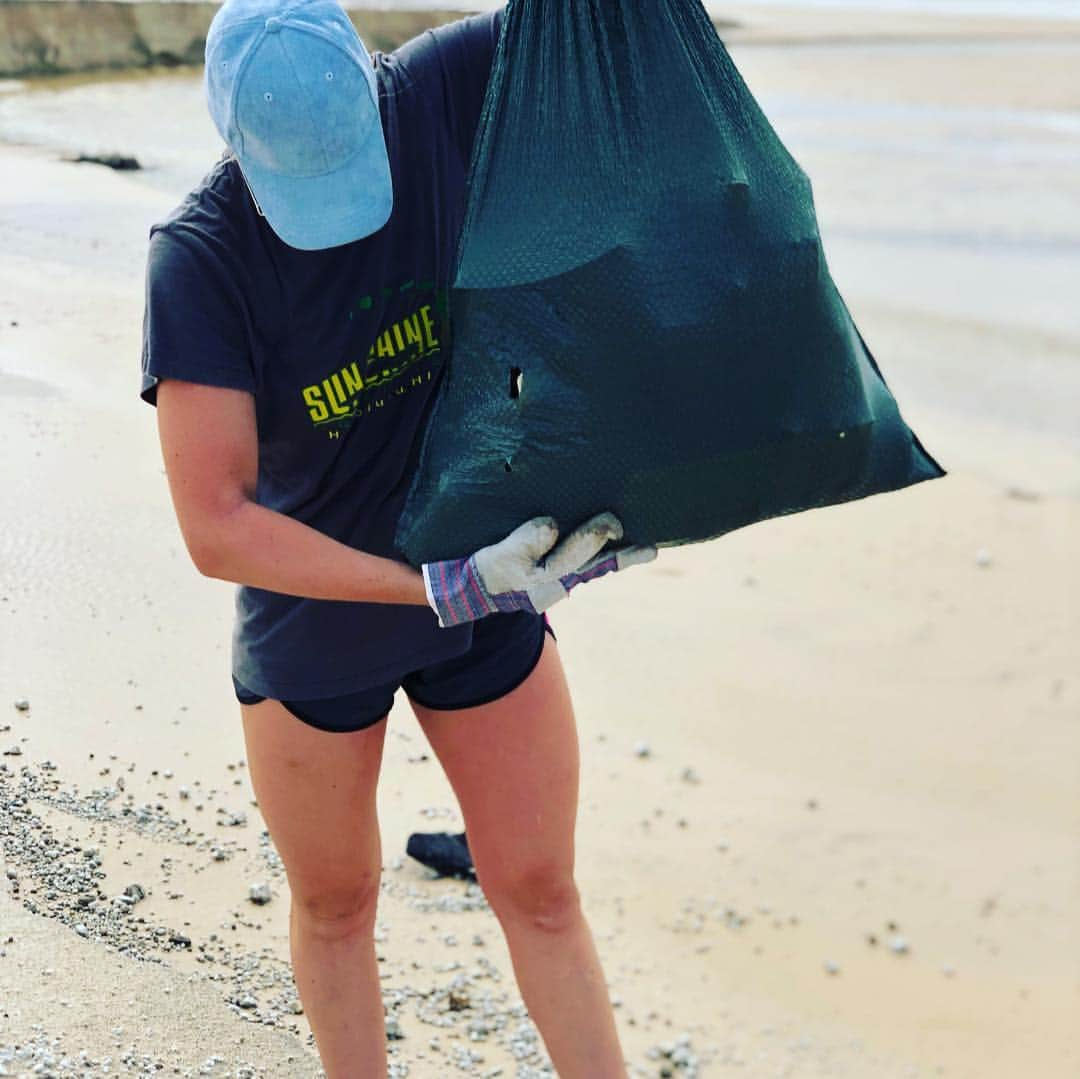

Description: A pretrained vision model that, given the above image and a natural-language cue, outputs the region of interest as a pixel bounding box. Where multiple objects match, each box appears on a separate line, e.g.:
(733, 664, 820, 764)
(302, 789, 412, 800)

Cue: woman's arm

(156, 378, 428, 606)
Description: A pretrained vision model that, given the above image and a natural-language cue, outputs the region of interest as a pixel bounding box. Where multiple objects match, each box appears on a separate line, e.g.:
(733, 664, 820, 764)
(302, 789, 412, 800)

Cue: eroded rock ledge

(0, 2, 469, 77)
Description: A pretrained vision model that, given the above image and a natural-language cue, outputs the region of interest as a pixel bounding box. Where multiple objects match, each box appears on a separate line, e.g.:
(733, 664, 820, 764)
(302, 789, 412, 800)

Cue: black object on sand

(66, 153, 142, 171)
(406, 830, 476, 879)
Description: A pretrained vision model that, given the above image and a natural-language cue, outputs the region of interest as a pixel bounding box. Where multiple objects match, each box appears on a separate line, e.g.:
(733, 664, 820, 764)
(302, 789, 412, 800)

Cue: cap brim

(239, 127, 393, 251)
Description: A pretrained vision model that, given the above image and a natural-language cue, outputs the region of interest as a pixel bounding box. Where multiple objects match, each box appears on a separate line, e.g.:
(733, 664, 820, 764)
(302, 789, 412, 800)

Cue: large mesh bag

(395, 0, 945, 565)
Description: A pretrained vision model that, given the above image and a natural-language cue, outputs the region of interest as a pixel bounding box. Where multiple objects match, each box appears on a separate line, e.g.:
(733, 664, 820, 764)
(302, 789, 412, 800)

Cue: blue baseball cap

(204, 0, 393, 250)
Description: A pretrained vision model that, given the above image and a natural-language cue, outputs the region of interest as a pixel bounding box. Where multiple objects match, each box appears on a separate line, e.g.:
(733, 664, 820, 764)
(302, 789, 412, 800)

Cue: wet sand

(1, 6, 1079, 1078)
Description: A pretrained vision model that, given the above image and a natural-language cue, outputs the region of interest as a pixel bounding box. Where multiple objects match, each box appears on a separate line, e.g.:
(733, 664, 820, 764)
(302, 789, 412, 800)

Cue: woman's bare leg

(412, 636, 627, 1079)
(239, 700, 389, 1079)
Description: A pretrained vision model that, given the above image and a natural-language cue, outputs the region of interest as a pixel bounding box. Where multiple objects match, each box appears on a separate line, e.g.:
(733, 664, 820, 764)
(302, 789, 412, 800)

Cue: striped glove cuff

(422, 556, 536, 628)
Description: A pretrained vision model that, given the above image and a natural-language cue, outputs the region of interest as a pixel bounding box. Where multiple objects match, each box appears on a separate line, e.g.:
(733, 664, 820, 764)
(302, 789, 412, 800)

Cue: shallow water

(2, 42, 1077, 305)
(0, 68, 220, 197)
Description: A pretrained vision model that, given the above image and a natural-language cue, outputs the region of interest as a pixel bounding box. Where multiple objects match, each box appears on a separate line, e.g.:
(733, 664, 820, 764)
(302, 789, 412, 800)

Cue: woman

(141, 0, 654, 1074)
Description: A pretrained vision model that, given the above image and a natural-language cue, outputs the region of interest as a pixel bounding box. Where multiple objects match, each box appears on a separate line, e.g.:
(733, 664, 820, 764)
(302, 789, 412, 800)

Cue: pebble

(823, 959, 841, 975)
(248, 881, 273, 905)
(13, 700, 30, 712)
(889, 935, 910, 955)
(634, 741, 651, 758)
(975, 548, 993, 567)
(647, 1033, 702, 1077)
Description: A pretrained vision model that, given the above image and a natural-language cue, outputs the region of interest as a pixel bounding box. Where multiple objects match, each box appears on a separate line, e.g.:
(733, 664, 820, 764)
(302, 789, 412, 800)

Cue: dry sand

(1, 6, 1079, 1078)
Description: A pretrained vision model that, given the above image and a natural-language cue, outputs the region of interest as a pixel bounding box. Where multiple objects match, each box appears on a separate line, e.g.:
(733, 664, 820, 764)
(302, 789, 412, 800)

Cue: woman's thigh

(410, 636, 580, 901)
(239, 699, 389, 918)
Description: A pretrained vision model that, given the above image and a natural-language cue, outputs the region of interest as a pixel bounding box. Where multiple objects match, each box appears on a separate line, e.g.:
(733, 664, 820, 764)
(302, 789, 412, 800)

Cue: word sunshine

(302, 303, 442, 427)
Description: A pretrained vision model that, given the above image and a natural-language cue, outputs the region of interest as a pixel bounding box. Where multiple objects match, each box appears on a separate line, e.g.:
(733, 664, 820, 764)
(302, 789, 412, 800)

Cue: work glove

(422, 512, 657, 628)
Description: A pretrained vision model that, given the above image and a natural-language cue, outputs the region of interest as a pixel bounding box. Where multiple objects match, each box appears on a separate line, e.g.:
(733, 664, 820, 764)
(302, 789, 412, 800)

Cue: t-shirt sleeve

(140, 226, 255, 407)
(393, 7, 505, 164)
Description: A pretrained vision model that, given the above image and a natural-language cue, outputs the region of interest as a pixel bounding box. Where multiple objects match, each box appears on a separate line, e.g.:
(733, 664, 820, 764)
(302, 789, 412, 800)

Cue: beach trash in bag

(395, 0, 945, 566)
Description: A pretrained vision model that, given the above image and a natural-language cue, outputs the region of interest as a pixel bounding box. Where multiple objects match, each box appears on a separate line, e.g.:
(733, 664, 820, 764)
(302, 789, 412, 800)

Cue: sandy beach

(1, 3, 1078, 1077)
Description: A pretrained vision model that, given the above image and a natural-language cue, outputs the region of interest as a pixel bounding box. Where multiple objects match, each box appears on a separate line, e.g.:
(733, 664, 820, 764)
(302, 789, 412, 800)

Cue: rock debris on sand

(2, 752, 714, 1076)
(0, 1028, 267, 1078)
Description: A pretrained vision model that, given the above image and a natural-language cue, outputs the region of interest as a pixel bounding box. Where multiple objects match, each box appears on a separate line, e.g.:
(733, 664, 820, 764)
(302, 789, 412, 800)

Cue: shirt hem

(232, 631, 472, 701)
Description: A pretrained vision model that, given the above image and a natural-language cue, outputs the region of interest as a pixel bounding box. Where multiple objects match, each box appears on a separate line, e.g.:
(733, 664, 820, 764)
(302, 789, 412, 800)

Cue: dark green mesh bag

(395, 0, 945, 565)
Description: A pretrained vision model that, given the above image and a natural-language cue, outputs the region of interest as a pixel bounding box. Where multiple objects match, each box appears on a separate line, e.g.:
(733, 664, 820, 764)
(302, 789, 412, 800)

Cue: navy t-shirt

(141, 10, 503, 699)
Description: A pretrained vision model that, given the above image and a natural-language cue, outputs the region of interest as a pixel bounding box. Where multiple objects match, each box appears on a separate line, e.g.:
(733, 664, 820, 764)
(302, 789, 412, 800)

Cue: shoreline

(716, 0, 1080, 43)
(3, 0, 1080, 78)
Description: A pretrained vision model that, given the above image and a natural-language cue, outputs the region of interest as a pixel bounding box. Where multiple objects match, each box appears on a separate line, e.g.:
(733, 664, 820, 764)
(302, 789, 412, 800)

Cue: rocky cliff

(0, 1, 466, 77)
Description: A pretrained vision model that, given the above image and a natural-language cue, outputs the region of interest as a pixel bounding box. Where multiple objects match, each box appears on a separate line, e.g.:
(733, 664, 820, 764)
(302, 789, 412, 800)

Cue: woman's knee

(480, 861, 583, 933)
(290, 870, 382, 937)
(239, 697, 387, 936)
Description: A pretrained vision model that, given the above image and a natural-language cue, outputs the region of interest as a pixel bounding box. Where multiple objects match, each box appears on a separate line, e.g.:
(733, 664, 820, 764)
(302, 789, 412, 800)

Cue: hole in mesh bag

(509, 367, 523, 400)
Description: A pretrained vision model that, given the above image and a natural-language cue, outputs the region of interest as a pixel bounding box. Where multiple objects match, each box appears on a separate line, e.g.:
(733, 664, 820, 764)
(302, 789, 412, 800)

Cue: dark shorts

(233, 611, 555, 734)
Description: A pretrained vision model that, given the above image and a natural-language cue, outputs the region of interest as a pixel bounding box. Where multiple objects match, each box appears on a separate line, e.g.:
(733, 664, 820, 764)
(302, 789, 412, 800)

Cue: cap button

(265, 15, 283, 33)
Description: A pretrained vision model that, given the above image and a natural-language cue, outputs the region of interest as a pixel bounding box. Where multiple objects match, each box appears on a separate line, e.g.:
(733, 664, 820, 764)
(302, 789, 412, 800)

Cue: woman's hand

(422, 514, 658, 628)
(155, 379, 428, 605)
